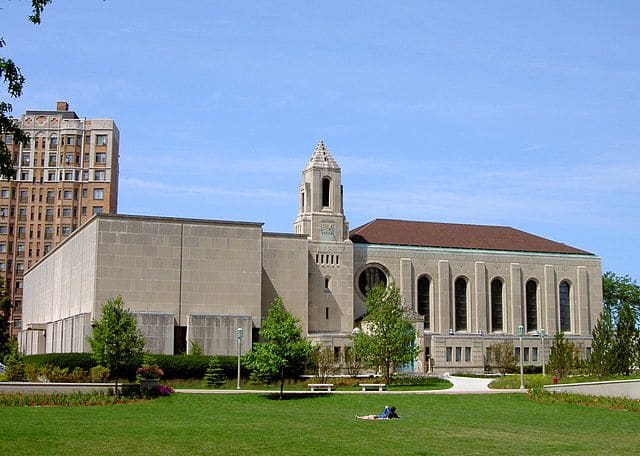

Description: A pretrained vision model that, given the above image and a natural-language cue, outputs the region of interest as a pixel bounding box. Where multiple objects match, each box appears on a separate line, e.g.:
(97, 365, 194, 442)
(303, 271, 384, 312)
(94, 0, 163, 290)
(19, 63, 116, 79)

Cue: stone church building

(20, 141, 602, 373)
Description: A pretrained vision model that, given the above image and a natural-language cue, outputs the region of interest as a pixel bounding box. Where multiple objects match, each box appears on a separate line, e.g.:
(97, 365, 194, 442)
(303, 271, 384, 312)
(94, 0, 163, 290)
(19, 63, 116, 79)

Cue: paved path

(175, 376, 525, 395)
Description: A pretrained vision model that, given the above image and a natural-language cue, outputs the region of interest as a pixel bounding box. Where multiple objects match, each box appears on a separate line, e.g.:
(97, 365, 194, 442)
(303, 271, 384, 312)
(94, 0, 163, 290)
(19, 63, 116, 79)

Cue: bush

(153, 355, 245, 379)
(90, 366, 110, 382)
(24, 353, 96, 371)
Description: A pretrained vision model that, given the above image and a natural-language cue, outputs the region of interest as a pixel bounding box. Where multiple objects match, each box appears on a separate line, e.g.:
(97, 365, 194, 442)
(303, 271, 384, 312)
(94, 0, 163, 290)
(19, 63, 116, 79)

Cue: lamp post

(518, 325, 524, 390)
(236, 327, 244, 390)
(540, 328, 545, 377)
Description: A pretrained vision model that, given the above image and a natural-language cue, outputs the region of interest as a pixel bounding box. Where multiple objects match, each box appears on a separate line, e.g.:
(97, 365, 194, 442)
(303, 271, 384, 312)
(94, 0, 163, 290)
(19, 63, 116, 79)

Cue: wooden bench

(359, 383, 386, 392)
(308, 383, 334, 392)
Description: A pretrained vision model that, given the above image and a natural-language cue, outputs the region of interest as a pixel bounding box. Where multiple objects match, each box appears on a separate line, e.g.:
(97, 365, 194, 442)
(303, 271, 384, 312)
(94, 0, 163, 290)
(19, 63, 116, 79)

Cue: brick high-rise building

(2, 101, 119, 335)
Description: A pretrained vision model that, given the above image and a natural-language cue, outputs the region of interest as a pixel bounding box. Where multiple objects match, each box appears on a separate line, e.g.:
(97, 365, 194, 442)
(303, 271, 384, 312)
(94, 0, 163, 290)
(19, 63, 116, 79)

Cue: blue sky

(3, 1, 639, 278)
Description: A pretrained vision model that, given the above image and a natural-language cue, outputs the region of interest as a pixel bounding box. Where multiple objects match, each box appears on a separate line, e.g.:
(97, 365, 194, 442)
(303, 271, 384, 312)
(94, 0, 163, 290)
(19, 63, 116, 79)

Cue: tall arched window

(417, 276, 430, 330)
(526, 280, 538, 332)
(322, 177, 330, 207)
(454, 277, 467, 331)
(559, 280, 571, 332)
(490, 278, 503, 332)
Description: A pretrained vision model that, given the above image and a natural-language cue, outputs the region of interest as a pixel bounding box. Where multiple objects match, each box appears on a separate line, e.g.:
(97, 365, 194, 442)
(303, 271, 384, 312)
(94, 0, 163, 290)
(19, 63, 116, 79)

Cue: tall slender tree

(612, 300, 639, 376)
(589, 306, 615, 377)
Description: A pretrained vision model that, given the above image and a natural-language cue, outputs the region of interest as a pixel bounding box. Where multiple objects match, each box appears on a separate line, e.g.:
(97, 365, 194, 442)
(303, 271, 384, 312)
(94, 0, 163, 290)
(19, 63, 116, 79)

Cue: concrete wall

(261, 233, 309, 334)
(23, 219, 98, 327)
(92, 215, 263, 326)
(544, 380, 640, 399)
(307, 240, 354, 338)
(133, 312, 175, 355)
(186, 314, 252, 356)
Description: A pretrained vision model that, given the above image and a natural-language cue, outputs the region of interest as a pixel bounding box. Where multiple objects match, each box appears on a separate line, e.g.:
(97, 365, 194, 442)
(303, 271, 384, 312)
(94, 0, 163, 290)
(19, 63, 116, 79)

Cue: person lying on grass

(356, 405, 400, 420)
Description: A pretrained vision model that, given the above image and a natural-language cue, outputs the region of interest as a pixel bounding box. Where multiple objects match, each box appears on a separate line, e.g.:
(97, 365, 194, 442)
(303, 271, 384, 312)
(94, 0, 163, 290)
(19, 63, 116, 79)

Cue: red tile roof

(349, 219, 593, 255)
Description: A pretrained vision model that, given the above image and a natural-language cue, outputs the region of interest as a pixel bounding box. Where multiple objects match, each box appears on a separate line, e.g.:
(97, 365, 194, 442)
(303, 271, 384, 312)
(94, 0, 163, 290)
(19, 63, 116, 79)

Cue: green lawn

(1, 393, 638, 455)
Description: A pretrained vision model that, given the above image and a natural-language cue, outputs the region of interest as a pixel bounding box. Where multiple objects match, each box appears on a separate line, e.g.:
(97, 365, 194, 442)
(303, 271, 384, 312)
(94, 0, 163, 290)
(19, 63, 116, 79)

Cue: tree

(351, 284, 419, 385)
(87, 296, 145, 395)
(593, 272, 640, 376)
(548, 332, 580, 379)
(312, 345, 338, 382)
(243, 297, 312, 399)
(603, 272, 640, 321)
(0, 278, 13, 357)
(1, 1, 53, 179)
(589, 306, 615, 377)
(203, 357, 227, 388)
(487, 340, 517, 376)
(611, 300, 639, 376)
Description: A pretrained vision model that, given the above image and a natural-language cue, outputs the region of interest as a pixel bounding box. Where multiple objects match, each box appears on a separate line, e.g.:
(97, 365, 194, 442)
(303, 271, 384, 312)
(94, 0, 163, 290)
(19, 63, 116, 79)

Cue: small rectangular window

(455, 347, 462, 362)
(96, 135, 107, 146)
(446, 347, 452, 362)
(325, 307, 329, 320)
(532, 347, 538, 362)
(524, 347, 530, 362)
(63, 189, 72, 199)
(92, 206, 103, 215)
(515, 347, 520, 360)
(93, 188, 104, 200)
(95, 170, 106, 181)
(95, 152, 106, 164)
(464, 347, 471, 362)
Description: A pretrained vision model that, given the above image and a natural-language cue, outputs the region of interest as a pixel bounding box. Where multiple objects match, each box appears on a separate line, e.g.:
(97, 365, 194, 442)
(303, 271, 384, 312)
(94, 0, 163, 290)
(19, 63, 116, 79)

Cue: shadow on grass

(262, 393, 333, 401)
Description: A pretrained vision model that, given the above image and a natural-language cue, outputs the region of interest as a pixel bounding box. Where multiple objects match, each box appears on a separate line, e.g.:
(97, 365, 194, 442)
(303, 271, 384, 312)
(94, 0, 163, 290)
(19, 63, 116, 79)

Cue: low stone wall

(0, 382, 136, 395)
(543, 379, 640, 399)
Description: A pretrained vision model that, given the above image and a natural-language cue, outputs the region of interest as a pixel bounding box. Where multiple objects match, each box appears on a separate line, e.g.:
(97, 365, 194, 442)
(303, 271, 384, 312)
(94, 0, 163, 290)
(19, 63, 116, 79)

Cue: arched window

(526, 280, 537, 332)
(454, 277, 467, 331)
(559, 281, 571, 332)
(490, 278, 503, 332)
(358, 265, 387, 296)
(322, 177, 330, 207)
(417, 276, 430, 329)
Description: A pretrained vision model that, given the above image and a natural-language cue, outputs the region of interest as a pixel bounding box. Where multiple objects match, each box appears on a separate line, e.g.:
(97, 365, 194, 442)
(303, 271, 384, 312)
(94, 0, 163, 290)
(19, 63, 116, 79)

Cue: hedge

(22, 353, 247, 380)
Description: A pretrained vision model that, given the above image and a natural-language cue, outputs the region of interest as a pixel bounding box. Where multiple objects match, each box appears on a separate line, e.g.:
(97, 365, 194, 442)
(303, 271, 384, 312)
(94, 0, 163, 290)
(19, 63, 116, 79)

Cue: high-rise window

(96, 152, 106, 164)
(96, 135, 107, 146)
(93, 188, 104, 200)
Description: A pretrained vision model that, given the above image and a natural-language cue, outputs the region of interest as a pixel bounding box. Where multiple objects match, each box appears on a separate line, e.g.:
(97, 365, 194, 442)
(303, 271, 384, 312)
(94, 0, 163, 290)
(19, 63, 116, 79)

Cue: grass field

(1, 393, 638, 455)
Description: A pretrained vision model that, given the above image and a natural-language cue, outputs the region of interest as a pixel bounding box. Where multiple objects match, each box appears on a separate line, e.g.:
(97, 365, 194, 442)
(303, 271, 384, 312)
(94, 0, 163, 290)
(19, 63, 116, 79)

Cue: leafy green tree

(548, 332, 580, 378)
(243, 297, 312, 399)
(611, 300, 639, 376)
(603, 272, 640, 321)
(0, 278, 13, 357)
(203, 357, 227, 388)
(1, 1, 53, 179)
(487, 340, 517, 376)
(351, 284, 419, 385)
(589, 306, 615, 377)
(87, 296, 145, 395)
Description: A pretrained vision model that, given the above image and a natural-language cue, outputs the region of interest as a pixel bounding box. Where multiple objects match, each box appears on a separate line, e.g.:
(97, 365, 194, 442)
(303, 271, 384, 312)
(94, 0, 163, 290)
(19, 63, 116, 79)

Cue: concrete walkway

(175, 376, 525, 395)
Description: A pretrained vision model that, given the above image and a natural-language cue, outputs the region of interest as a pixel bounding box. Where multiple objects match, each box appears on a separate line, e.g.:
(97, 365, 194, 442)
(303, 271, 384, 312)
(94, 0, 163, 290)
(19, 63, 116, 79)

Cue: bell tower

(294, 140, 348, 242)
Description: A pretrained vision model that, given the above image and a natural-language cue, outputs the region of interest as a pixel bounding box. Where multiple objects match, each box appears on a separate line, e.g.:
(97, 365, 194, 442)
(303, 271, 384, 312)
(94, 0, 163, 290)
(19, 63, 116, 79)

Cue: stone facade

(20, 141, 602, 374)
